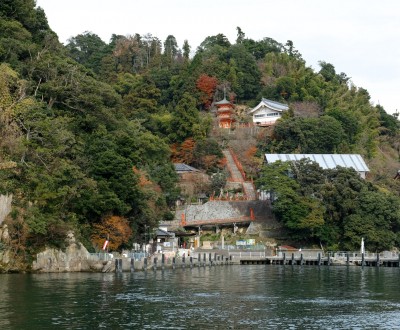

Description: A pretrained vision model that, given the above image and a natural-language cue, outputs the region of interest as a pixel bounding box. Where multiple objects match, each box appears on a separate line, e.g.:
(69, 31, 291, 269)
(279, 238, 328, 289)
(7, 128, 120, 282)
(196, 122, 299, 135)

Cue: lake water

(1, 265, 400, 329)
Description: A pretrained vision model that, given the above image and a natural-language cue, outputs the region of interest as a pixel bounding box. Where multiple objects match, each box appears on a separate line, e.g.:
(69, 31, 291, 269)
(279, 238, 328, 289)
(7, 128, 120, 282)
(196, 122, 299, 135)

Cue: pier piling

(130, 258, 135, 273)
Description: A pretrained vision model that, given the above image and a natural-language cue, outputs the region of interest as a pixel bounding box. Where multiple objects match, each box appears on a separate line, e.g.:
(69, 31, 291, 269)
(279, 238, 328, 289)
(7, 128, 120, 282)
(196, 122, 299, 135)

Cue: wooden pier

(236, 251, 400, 267)
(114, 252, 235, 272)
(112, 250, 400, 272)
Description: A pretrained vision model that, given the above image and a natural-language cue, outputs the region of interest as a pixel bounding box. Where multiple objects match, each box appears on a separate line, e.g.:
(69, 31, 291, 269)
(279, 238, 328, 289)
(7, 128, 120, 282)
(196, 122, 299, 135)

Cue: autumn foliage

(91, 216, 132, 251)
(170, 138, 195, 164)
(196, 74, 218, 109)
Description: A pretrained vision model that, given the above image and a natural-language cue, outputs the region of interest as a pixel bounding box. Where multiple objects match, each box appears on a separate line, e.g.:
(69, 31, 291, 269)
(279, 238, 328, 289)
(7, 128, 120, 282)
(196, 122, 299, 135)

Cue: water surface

(1, 265, 399, 329)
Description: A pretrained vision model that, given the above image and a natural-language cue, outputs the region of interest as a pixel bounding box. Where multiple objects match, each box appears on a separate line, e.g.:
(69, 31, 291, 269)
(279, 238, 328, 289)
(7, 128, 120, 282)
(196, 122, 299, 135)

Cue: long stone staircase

(223, 149, 256, 200)
(223, 150, 243, 182)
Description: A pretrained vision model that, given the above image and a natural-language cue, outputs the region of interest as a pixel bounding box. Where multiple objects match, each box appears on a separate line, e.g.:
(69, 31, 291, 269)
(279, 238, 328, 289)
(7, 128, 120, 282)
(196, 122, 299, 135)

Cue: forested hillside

(0, 1, 399, 259)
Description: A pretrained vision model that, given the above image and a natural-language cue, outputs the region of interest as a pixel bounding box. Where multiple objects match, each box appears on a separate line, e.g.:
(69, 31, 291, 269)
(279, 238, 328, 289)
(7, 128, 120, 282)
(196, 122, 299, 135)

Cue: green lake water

(1, 265, 400, 329)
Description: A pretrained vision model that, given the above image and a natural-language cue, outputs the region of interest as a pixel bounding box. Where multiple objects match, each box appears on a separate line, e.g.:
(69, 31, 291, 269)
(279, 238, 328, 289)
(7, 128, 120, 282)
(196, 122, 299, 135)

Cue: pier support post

(327, 253, 330, 266)
(190, 256, 193, 268)
(203, 253, 206, 267)
(300, 254, 303, 266)
(209, 253, 212, 267)
(153, 257, 157, 271)
(130, 258, 135, 273)
(161, 254, 165, 270)
(291, 253, 295, 265)
(144, 257, 148, 271)
(318, 253, 321, 266)
(115, 259, 122, 273)
(346, 253, 350, 265)
(361, 253, 365, 268)
(283, 253, 286, 265)
(376, 253, 380, 267)
(172, 257, 176, 270)
(182, 255, 186, 268)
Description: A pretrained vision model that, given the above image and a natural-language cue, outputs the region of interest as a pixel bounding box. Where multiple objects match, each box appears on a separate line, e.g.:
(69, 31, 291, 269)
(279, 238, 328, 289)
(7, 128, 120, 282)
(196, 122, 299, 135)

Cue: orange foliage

(201, 155, 218, 171)
(196, 74, 218, 109)
(133, 166, 151, 187)
(170, 138, 195, 164)
(132, 166, 162, 193)
(245, 146, 257, 159)
(218, 156, 227, 169)
(91, 216, 132, 251)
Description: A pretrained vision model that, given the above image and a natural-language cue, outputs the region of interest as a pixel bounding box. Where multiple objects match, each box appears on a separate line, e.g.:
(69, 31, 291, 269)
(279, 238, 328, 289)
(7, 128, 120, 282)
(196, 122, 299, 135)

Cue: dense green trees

(66, 32, 109, 74)
(256, 160, 400, 251)
(265, 116, 345, 153)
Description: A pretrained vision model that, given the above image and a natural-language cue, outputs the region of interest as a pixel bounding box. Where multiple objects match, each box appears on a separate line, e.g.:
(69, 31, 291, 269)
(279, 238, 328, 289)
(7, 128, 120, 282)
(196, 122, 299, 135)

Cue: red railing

(229, 148, 246, 181)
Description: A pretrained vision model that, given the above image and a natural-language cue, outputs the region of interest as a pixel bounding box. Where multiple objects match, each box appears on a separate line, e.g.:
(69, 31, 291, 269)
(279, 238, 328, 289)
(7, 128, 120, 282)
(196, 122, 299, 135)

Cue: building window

(254, 114, 265, 118)
(266, 112, 280, 117)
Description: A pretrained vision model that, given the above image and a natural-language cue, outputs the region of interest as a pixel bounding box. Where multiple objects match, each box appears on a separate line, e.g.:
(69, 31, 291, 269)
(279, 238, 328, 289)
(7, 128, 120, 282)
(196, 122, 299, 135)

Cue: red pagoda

(215, 97, 235, 129)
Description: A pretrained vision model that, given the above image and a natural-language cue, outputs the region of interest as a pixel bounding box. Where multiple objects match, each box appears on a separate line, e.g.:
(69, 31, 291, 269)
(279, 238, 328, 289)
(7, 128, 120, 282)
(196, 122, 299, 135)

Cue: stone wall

(176, 200, 279, 224)
(32, 232, 113, 272)
(32, 242, 91, 272)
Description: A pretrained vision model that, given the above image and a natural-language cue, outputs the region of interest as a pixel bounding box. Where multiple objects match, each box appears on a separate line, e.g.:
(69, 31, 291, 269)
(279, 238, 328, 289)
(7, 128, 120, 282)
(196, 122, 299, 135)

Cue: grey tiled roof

(156, 228, 173, 237)
(264, 154, 369, 172)
(249, 98, 289, 114)
(261, 98, 289, 111)
(174, 163, 199, 172)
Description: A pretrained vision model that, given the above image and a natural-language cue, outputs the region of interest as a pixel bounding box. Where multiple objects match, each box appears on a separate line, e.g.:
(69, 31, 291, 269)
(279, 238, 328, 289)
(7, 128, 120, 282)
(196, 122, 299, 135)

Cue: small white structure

(264, 154, 370, 179)
(249, 98, 289, 126)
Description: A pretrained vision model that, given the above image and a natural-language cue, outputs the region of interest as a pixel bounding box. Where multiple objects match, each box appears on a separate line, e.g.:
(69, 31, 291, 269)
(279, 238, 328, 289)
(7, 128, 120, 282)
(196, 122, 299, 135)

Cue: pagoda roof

(215, 97, 232, 106)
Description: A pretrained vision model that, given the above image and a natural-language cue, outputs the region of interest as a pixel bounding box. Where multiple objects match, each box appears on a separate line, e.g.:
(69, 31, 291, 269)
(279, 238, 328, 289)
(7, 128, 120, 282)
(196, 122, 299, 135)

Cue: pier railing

(227, 251, 266, 259)
(88, 253, 114, 261)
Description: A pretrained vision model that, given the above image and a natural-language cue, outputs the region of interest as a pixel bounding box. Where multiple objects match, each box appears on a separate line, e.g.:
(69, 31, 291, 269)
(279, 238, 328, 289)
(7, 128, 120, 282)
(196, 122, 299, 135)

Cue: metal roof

(264, 154, 369, 172)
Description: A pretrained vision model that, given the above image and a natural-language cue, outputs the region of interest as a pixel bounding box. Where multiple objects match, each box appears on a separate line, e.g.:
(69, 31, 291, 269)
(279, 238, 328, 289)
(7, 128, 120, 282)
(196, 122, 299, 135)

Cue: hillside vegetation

(0, 1, 399, 260)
